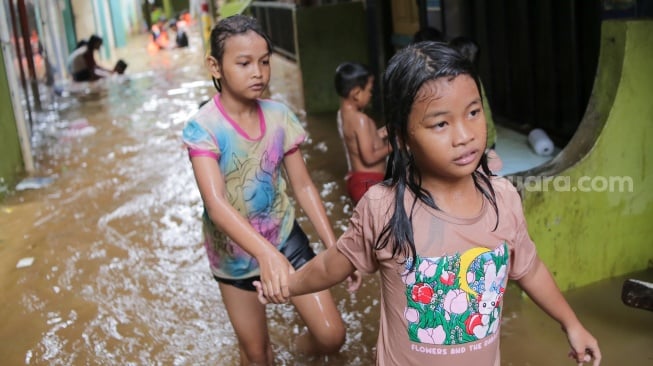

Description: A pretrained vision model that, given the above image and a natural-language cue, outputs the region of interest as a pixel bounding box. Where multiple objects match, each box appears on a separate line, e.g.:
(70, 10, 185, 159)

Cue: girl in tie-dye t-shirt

(184, 94, 305, 279)
(182, 15, 358, 365)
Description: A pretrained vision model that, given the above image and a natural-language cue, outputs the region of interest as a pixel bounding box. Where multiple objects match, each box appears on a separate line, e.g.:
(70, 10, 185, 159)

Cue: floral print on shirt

(403, 243, 509, 345)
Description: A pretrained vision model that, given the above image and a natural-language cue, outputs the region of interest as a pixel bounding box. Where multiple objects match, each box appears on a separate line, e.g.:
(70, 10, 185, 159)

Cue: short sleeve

(336, 193, 381, 274)
(502, 182, 538, 280)
(282, 107, 306, 155)
(182, 120, 220, 159)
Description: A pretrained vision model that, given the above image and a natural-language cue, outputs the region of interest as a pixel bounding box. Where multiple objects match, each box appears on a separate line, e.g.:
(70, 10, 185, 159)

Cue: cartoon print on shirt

(206, 129, 290, 274)
(402, 243, 508, 345)
(224, 153, 256, 209)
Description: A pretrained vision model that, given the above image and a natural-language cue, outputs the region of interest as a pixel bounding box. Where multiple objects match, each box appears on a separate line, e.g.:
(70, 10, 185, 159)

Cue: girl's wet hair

(334, 62, 372, 98)
(209, 15, 272, 91)
(377, 41, 498, 271)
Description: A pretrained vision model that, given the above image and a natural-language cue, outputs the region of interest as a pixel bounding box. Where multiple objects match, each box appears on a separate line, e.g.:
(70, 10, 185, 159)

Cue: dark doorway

(468, 0, 602, 145)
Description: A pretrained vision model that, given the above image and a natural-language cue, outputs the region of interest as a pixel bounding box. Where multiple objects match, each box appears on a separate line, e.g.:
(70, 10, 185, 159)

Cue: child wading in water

(256, 42, 601, 365)
(182, 15, 359, 364)
(335, 62, 391, 205)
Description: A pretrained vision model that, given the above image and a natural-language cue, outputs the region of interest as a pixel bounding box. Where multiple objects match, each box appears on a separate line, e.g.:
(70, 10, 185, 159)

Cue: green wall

(168, 0, 189, 17)
(62, 0, 77, 53)
(519, 20, 653, 291)
(109, 0, 127, 47)
(296, 2, 369, 113)
(0, 50, 24, 197)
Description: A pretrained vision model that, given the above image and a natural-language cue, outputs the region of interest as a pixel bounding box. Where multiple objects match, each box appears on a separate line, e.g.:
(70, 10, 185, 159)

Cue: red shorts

(346, 171, 385, 205)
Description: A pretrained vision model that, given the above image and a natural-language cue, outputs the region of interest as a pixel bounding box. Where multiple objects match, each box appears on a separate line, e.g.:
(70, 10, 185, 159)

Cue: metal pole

(42, 0, 69, 81)
(7, 0, 34, 125)
(417, 0, 428, 29)
(143, 0, 152, 31)
(0, 0, 35, 173)
(440, 0, 447, 38)
(17, 0, 42, 110)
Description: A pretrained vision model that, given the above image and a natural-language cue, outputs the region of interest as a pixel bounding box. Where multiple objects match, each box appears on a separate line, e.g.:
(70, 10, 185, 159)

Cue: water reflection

(0, 33, 651, 366)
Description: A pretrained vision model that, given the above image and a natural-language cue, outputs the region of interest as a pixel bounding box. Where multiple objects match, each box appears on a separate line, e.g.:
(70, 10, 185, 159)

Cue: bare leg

(291, 289, 346, 355)
(220, 282, 274, 366)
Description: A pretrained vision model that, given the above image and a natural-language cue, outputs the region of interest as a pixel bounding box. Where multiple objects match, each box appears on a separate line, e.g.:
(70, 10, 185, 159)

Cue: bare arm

(283, 149, 336, 248)
(255, 245, 357, 303)
(190, 156, 294, 297)
(289, 245, 356, 296)
(283, 149, 363, 291)
(517, 258, 602, 365)
(355, 114, 391, 166)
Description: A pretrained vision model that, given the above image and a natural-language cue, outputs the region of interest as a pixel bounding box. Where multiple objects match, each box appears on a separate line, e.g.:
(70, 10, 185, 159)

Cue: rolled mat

(528, 128, 554, 156)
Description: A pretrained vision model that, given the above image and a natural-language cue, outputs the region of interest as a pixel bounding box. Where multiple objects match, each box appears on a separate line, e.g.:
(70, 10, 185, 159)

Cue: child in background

(256, 42, 601, 366)
(335, 62, 391, 205)
(169, 20, 189, 48)
(148, 17, 169, 51)
(449, 36, 503, 173)
(181, 15, 359, 364)
(67, 35, 115, 82)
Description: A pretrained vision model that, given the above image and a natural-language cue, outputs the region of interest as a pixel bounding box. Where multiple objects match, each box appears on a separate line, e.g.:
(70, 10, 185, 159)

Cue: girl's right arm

(190, 156, 295, 298)
(254, 244, 356, 304)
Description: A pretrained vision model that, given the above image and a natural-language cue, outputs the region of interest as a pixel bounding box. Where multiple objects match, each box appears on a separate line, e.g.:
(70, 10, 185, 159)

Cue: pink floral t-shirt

(336, 178, 537, 366)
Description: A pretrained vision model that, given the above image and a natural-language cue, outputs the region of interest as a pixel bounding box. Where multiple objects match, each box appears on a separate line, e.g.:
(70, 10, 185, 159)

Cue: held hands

(253, 280, 288, 304)
(254, 270, 364, 306)
(564, 323, 601, 365)
(256, 247, 294, 304)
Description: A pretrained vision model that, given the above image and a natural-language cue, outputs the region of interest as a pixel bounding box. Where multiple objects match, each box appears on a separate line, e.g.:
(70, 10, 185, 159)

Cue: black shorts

(72, 69, 93, 82)
(213, 221, 316, 291)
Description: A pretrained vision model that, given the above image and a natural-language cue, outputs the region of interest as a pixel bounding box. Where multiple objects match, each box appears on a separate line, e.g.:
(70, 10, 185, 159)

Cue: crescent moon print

(403, 243, 509, 345)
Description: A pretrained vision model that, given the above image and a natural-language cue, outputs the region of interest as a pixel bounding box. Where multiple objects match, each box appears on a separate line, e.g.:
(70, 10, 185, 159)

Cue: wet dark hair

(334, 62, 372, 98)
(378, 41, 497, 271)
(449, 36, 480, 65)
(412, 26, 444, 44)
(209, 15, 272, 91)
(88, 34, 103, 48)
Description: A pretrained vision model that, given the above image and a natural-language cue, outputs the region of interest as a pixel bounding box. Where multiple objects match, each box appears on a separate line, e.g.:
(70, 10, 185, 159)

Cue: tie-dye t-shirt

(182, 95, 306, 279)
(336, 178, 537, 366)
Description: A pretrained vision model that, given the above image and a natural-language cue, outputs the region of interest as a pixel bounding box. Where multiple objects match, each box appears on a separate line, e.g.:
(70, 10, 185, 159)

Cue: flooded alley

(1, 31, 652, 366)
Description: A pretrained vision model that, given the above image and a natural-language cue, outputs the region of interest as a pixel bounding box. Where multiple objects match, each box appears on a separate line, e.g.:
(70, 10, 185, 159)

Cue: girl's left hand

(565, 324, 601, 365)
(345, 270, 363, 292)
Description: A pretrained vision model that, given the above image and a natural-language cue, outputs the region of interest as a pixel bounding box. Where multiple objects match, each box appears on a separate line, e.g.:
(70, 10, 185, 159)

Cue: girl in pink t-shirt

(256, 41, 601, 366)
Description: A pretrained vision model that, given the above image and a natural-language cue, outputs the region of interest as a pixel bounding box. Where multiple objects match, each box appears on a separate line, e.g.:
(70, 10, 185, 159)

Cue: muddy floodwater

(1, 33, 651, 366)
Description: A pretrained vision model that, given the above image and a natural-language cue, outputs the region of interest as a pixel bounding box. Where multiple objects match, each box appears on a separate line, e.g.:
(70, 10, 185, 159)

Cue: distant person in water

(148, 17, 170, 51)
(67, 35, 120, 82)
(170, 20, 189, 48)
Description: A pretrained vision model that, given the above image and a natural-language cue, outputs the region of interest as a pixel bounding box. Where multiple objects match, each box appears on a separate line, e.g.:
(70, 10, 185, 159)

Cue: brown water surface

(1, 32, 651, 366)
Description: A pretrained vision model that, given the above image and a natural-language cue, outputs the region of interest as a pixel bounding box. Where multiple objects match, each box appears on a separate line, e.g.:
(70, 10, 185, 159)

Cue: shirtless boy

(334, 62, 391, 205)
